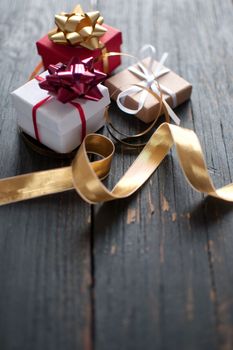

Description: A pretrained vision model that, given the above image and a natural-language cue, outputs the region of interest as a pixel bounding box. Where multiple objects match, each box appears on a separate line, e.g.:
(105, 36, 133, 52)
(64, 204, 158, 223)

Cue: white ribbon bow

(116, 45, 180, 125)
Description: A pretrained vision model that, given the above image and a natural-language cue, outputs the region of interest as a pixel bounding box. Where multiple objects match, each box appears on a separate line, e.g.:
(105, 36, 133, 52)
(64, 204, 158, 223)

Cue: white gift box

(11, 72, 110, 153)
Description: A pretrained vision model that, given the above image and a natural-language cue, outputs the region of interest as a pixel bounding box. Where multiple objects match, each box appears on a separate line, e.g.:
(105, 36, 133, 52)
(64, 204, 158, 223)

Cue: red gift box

(36, 24, 122, 74)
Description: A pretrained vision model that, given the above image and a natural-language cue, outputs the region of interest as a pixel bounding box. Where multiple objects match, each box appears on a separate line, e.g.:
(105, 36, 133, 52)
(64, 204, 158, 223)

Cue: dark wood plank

(0, 0, 233, 350)
(93, 1, 233, 350)
(0, 1, 94, 350)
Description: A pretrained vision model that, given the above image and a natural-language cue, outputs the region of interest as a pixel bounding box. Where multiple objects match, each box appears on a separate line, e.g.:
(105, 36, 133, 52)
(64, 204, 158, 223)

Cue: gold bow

(48, 5, 107, 50)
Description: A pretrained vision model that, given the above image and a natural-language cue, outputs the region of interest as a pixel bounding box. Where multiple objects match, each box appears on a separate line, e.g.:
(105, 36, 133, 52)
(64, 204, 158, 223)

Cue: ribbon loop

(139, 44, 156, 72)
(116, 86, 148, 115)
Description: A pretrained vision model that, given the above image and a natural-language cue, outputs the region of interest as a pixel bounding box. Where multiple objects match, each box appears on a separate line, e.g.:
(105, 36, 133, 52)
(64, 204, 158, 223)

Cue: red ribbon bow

(32, 57, 107, 145)
(39, 57, 107, 103)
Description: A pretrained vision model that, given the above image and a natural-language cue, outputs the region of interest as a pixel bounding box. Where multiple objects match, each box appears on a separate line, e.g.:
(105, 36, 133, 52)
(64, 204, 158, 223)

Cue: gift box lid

(36, 24, 122, 61)
(11, 71, 110, 134)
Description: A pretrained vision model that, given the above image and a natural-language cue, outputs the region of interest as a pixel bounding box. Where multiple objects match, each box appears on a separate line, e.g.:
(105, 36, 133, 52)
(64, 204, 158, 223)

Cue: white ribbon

(90, 0, 97, 10)
(116, 45, 180, 125)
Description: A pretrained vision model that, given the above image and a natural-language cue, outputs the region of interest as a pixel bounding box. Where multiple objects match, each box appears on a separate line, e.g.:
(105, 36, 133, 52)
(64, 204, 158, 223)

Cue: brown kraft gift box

(105, 58, 192, 123)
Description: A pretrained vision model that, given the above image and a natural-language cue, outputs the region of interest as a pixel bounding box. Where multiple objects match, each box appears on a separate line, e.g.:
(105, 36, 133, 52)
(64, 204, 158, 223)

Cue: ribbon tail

(0, 134, 115, 206)
(73, 122, 233, 204)
(159, 83, 178, 108)
(154, 52, 169, 76)
(150, 83, 180, 125)
(0, 167, 73, 206)
(163, 100, 180, 125)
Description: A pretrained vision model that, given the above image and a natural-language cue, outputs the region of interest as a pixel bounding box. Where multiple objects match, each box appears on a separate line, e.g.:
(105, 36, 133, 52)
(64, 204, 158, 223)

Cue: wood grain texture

(0, 0, 232, 350)
(93, 1, 233, 350)
(0, 1, 94, 350)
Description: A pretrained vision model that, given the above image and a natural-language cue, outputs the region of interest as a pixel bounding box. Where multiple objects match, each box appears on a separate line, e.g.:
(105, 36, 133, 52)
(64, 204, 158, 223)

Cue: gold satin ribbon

(101, 46, 109, 74)
(0, 123, 233, 206)
(29, 61, 44, 81)
(17, 54, 233, 207)
(29, 44, 110, 81)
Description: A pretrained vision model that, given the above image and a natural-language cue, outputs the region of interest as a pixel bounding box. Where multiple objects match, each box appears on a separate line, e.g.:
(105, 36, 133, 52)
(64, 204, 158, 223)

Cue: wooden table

(0, 0, 233, 349)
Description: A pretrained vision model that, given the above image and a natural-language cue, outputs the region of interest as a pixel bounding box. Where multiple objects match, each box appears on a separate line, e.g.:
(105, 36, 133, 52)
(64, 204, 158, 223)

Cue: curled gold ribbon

(0, 123, 233, 206)
(48, 5, 107, 50)
(105, 83, 169, 147)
